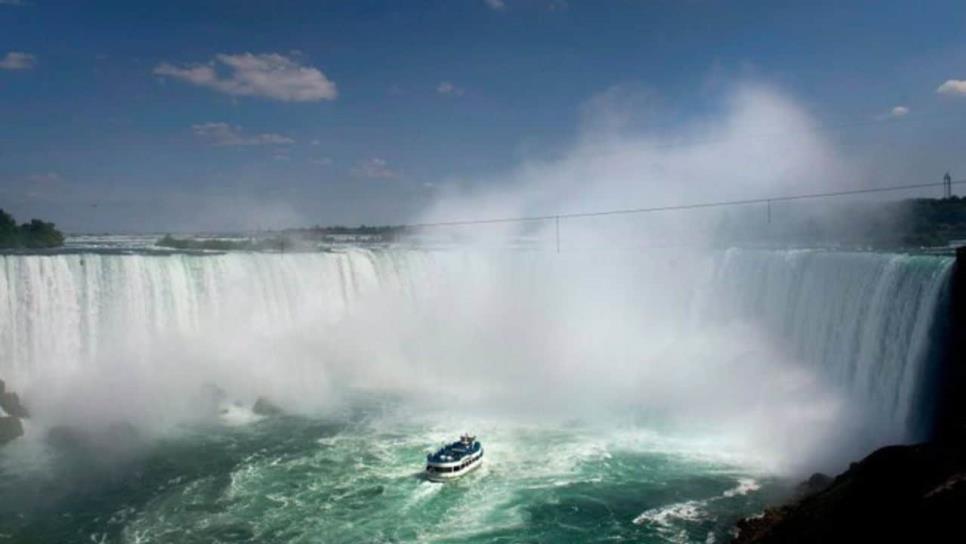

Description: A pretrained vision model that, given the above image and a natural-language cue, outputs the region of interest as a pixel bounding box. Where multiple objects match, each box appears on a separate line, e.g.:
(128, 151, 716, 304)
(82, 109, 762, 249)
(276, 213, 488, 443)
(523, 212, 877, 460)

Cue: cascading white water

(697, 249, 953, 441)
(0, 246, 954, 459)
(0, 249, 431, 384)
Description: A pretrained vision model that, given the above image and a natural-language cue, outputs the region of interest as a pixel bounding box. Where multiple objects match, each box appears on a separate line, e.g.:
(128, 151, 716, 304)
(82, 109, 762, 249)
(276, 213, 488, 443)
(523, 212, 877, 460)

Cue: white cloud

(26, 172, 62, 184)
(547, 0, 569, 11)
(155, 53, 337, 102)
(192, 122, 295, 146)
(484, 0, 564, 11)
(0, 51, 36, 70)
(889, 105, 909, 117)
(937, 79, 966, 96)
(437, 81, 465, 96)
(310, 157, 333, 166)
(352, 157, 397, 179)
(876, 105, 909, 120)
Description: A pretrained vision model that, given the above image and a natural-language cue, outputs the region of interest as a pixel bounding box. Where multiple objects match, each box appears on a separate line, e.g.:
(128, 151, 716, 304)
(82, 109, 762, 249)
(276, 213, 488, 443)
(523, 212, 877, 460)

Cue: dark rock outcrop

(0, 416, 24, 444)
(46, 425, 86, 451)
(0, 379, 27, 447)
(198, 382, 228, 418)
(794, 472, 832, 497)
(252, 396, 284, 416)
(0, 391, 29, 418)
(933, 246, 966, 439)
(732, 439, 966, 543)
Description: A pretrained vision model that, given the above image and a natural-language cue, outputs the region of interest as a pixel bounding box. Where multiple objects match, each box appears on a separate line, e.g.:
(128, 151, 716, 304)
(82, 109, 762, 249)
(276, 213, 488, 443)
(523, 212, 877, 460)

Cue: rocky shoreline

(731, 436, 966, 543)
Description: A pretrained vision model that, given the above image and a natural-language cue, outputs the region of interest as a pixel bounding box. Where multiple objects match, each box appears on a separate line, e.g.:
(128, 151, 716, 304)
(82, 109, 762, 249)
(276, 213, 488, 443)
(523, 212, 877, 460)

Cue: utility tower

(944, 171, 952, 199)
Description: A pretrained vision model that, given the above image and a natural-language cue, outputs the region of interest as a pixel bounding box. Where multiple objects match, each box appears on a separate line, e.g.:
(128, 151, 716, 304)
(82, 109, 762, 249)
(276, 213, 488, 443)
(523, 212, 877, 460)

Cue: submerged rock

(0, 416, 24, 445)
(252, 396, 284, 416)
(46, 421, 142, 455)
(732, 439, 966, 543)
(197, 382, 228, 418)
(0, 391, 29, 418)
(46, 425, 86, 451)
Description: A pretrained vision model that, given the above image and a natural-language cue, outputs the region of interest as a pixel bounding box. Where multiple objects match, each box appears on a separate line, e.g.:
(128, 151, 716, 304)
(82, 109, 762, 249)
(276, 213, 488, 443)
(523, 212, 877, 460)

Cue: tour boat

(425, 433, 483, 481)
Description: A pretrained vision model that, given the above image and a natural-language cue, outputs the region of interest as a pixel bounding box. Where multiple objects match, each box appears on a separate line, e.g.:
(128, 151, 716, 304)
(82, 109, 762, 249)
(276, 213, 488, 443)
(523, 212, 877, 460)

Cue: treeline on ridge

(0, 209, 65, 249)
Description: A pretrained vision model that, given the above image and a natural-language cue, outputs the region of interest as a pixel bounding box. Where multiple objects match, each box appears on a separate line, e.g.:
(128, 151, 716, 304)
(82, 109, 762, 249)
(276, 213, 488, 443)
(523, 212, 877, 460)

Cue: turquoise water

(2, 245, 952, 542)
(0, 403, 783, 543)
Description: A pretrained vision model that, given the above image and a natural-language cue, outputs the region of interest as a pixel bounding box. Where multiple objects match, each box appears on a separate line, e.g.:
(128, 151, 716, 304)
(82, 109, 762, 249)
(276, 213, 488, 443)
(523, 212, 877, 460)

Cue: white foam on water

(723, 478, 761, 497)
(634, 475, 765, 539)
(217, 402, 263, 426)
(405, 480, 443, 507)
(633, 499, 708, 531)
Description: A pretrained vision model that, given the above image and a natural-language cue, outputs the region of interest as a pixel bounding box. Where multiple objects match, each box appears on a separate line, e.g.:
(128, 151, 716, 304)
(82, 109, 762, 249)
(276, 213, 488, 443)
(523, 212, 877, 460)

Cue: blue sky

(1, 0, 965, 232)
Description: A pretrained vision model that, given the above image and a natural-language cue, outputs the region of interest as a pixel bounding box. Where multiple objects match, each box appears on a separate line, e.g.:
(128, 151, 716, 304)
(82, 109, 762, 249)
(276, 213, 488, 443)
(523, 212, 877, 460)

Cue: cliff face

(733, 439, 966, 543)
(932, 246, 966, 439)
(734, 248, 966, 543)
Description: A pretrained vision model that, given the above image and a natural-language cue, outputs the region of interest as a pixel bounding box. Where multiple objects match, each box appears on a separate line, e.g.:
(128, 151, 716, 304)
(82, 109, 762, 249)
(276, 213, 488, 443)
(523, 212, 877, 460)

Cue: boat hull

(425, 452, 483, 482)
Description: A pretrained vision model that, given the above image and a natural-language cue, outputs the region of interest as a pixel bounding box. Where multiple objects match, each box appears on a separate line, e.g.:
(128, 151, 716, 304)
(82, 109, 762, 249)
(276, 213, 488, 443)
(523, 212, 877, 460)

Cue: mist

(2, 82, 937, 479)
(419, 83, 854, 247)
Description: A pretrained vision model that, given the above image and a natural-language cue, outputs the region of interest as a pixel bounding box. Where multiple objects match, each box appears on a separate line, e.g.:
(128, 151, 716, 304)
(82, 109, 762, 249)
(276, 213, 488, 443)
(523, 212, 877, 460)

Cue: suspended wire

(405, 179, 966, 228)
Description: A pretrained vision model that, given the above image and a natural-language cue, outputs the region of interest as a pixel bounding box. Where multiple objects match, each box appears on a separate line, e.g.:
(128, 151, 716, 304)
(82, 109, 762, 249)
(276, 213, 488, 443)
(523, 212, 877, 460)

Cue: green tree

(0, 209, 65, 249)
(0, 210, 18, 247)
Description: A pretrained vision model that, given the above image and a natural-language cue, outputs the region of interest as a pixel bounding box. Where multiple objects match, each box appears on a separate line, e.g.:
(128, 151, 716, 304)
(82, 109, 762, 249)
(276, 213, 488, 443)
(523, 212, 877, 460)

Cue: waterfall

(0, 249, 430, 385)
(0, 247, 954, 447)
(698, 249, 954, 441)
